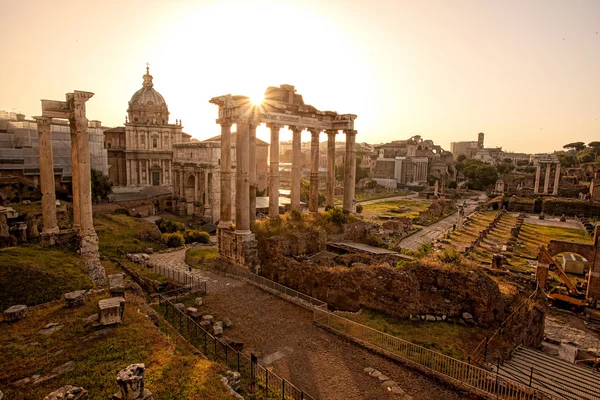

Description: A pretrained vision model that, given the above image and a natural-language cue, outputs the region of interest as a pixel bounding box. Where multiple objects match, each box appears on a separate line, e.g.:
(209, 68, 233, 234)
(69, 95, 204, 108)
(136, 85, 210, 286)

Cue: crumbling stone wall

(542, 198, 600, 217)
(261, 243, 507, 325)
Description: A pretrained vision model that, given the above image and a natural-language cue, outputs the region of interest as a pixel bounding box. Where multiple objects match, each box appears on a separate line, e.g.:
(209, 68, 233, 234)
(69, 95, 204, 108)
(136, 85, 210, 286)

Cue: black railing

(158, 294, 315, 400)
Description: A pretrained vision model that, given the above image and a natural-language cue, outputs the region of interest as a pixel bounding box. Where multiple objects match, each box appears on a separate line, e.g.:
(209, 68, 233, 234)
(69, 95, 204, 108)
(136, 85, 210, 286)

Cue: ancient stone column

(34, 116, 59, 234)
(309, 128, 320, 212)
(553, 163, 561, 195)
(268, 124, 281, 218)
(290, 126, 303, 212)
(456, 206, 464, 231)
(69, 91, 98, 255)
(249, 124, 257, 222)
(343, 130, 357, 212)
(235, 122, 250, 233)
(218, 122, 232, 228)
(534, 163, 541, 194)
(326, 130, 337, 208)
(179, 170, 184, 198)
(434, 180, 439, 197)
(543, 162, 551, 194)
(194, 172, 198, 203)
(70, 120, 81, 231)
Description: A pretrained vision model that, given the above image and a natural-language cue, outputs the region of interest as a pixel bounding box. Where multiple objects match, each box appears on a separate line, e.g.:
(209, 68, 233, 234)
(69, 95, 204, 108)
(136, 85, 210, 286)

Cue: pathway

(399, 195, 485, 251)
(149, 249, 463, 400)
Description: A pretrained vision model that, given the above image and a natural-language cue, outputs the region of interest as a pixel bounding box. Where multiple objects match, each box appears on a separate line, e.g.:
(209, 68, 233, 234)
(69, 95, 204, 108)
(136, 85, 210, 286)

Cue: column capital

(289, 126, 305, 132)
(217, 118, 234, 126)
(267, 123, 283, 130)
(33, 116, 52, 130)
(308, 128, 322, 135)
(325, 129, 338, 135)
(343, 129, 357, 136)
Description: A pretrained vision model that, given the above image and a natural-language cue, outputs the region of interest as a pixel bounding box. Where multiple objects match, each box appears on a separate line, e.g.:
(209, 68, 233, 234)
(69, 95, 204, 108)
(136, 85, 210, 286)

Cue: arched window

(153, 138, 158, 148)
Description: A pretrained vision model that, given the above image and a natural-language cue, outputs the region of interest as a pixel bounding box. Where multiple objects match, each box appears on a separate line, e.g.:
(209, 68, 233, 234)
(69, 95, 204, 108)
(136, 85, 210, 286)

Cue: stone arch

(547, 240, 595, 262)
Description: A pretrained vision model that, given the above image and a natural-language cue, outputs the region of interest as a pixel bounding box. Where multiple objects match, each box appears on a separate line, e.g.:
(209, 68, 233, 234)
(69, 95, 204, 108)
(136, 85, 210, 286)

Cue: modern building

(450, 132, 484, 159)
(0, 111, 108, 188)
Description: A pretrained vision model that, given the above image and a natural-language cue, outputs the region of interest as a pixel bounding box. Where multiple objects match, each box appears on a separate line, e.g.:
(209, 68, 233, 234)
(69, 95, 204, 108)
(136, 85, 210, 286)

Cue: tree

(563, 142, 586, 152)
(503, 158, 513, 164)
(461, 159, 497, 190)
(91, 168, 113, 202)
(456, 154, 467, 162)
(589, 141, 600, 160)
(496, 162, 515, 174)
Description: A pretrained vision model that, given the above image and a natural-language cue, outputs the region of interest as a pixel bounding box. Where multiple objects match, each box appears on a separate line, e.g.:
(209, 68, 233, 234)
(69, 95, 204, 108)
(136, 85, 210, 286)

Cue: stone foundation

(218, 228, 258, 268)
(44, 385, 88, 400)
(83, 256, 106, 287)
(79, 231, 99, 256)
(40, 229, 78, 247)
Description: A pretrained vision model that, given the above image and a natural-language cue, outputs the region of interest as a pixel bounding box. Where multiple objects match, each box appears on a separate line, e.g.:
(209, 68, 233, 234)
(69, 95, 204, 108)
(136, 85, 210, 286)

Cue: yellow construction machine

(537, 246, 587, 310)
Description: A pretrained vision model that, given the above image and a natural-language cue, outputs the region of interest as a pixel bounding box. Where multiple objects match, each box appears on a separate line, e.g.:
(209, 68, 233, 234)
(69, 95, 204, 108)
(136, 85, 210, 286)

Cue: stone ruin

(3, 304, 28, 322)
(44, 385, 88, 400)
(114, 363, 153, 400)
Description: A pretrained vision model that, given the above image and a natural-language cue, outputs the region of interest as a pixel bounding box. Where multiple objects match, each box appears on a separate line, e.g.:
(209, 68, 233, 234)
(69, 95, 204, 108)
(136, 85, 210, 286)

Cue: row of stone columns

(34, 91, 98, 255)
(533, 162, 561, 195)
(218, 123, 357, 229)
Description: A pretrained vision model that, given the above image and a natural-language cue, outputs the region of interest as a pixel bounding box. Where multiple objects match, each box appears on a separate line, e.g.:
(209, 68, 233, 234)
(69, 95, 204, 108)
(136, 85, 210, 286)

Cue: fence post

(204, 331, 207, 354)
(237, 351, 240, 372)
(483, 337, 488, 362)
(529, 367, 533, 386)
(281, 380, 285, 400)
(265, 369, 269, 395)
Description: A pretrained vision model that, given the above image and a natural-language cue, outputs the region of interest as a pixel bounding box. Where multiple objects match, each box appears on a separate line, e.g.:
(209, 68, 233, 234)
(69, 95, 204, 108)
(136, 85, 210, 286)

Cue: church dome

(127, 65, 169, 125)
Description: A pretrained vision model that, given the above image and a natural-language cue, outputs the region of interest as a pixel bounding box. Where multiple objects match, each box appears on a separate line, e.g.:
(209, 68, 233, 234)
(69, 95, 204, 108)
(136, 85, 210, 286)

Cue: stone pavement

(399, 197, 482, 251)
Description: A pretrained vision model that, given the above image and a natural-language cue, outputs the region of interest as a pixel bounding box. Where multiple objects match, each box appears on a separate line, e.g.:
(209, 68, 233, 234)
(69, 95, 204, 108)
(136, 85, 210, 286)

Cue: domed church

(104, 66, 191, 187)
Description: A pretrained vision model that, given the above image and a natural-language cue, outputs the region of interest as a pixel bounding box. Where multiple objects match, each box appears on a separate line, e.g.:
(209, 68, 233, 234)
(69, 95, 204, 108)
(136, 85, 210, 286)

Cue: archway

(150, 165, 161, 186)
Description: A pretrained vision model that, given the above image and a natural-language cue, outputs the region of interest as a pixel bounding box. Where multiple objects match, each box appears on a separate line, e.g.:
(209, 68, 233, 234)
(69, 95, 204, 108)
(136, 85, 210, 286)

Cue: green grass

(187, 247, 219, 266)
(0, 291, 231, 400)
(361, 200, 429, 220)
(344, 309, 494, 360)
(95, 213, 166, 258)
(0, 245, 93, 310)
(516, 223, 591, 259)
(355, 189, 412, 202)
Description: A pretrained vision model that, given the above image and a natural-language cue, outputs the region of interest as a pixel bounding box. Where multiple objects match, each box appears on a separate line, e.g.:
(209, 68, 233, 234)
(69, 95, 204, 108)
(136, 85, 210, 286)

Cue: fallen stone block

(3, 304, 27, 322)
(108, 274, 125, 297)
(202, 315, 214, 324)
(114, 363, 153, 400)
(64, 290, 86, 308)
(194, 297, 203, 306)
(378, 374, 389, 381)
(98, 297, 125, 326)
(223, 317, 233, 328)
(44, 385, 88, 400)
(364, 367, 375, 374)
(213, 325, 223, 336)
(174, 303, 185, 312)
(199, 320, 211, 331)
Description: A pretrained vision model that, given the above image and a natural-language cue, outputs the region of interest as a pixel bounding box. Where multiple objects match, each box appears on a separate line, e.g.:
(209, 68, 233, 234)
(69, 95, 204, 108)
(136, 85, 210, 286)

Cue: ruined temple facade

(171, 134, 268, 221)
(105, 67, 191, 187)
(372, 135, 453, 186)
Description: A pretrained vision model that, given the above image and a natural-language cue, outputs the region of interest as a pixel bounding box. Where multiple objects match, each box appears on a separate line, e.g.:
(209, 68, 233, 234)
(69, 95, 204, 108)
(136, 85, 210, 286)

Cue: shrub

(156, 218, 185, 233)
(161, 232, 184, 247)
(329, 207, 347, 225)
(289, 209, 302, 221)
(364, 235, 383, 247)
(356, 204, 363, 214)
(183, 230, 210, 244)
(113, 208, 130, 216)
(437, 247, 462, 264)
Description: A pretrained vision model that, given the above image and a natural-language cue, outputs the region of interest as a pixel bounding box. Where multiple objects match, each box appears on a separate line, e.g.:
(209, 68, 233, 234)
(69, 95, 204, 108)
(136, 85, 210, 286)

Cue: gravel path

(150, 249, 464, 400)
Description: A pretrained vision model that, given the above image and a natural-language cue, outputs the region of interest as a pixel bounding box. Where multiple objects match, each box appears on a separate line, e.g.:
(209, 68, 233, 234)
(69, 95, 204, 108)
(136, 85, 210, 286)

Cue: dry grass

(0, 291, 231, 400)
(94, 213, 166, 258)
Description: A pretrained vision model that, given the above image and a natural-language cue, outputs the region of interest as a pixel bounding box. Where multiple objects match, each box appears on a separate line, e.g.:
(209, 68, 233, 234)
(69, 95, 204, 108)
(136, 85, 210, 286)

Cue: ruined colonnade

(210, 86, 357, 268)
(533, 160, 561, 195)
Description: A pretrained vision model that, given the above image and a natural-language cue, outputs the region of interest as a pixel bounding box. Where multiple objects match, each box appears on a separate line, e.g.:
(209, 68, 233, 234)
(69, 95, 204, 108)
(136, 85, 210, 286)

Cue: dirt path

(150, 250, 464, 400)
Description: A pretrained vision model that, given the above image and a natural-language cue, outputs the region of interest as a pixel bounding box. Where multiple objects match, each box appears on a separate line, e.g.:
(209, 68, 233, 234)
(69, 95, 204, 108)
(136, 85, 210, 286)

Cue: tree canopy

(91, 168, 113, 202)
(563, 142, 586, 152)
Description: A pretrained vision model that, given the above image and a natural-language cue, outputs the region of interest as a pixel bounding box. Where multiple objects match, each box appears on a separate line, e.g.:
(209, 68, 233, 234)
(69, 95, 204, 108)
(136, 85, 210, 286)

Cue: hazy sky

(1, 0, 598, 153)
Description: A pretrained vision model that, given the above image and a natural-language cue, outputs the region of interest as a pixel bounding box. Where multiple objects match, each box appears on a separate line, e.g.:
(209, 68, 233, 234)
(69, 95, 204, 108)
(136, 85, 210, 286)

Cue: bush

(113, 208, 130, 216)
(448, 180, 457, 189)
(329, 207, 347, 226)
(355, 204, 363, 214)
(156, 218, 185, 233)
(437, 247, 462, 264)
(183, 230, 210, 244)
(364, 235, 383, 247)
(161, 232, 184, 247)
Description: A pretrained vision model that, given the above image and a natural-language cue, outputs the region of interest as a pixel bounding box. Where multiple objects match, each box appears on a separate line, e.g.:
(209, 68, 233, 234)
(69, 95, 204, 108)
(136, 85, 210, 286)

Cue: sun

(250, 93, 264, 106)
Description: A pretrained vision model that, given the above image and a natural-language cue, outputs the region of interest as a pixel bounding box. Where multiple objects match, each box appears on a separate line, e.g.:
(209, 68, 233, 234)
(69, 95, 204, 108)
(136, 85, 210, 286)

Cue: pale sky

(1, 0, 598, 153)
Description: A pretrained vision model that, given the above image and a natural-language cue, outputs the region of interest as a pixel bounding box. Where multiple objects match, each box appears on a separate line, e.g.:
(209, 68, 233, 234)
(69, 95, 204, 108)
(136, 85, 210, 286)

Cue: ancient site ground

(149, 248, 464, 400)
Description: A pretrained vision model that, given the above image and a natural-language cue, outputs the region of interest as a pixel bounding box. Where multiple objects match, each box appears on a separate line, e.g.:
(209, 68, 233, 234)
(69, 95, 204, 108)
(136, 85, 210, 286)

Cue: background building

(0, 111, 108, 188)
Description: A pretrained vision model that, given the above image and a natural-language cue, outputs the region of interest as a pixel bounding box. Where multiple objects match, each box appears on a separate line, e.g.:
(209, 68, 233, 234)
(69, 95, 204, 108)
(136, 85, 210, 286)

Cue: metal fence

(158, 294, 315, 400)
(207, 262, 328, 311)
(314, 309, 562, 400)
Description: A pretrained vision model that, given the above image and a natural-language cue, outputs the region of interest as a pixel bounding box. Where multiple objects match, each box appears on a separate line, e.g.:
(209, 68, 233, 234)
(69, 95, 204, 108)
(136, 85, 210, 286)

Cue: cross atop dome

(142, 63, 153, 88)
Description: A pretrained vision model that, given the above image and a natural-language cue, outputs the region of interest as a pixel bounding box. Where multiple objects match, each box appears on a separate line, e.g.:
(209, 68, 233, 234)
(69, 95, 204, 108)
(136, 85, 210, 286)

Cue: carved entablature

(41, 91, 94, 135)
(210, 85, 357, 132)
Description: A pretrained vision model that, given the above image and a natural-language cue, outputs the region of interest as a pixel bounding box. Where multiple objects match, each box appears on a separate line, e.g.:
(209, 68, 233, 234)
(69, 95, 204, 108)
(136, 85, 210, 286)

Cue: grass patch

(0, 245, 93, 310)
(345, 309, 493, 360)
(0, 291, 231, 399)
(187, 247, 219, 264)
(95, 213, 166, 258)
(355, 189, 412, 202)
(361, 200, 429, 220)
(516, 223, 591, 259)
